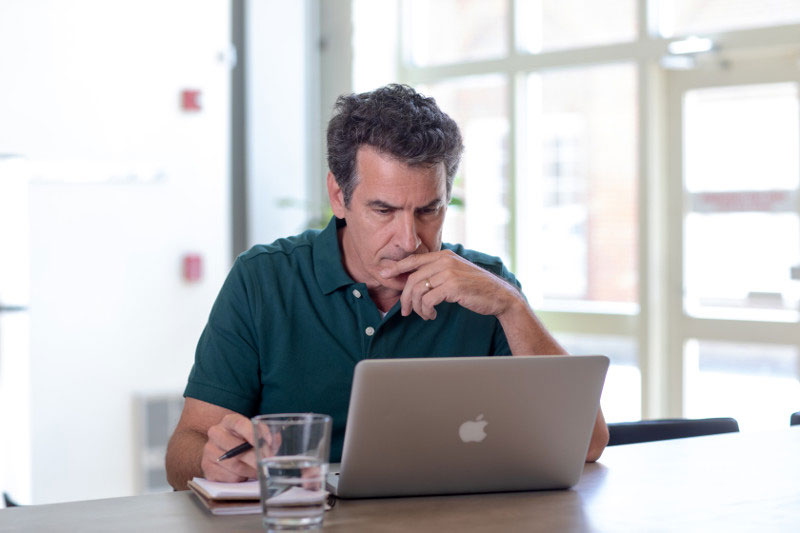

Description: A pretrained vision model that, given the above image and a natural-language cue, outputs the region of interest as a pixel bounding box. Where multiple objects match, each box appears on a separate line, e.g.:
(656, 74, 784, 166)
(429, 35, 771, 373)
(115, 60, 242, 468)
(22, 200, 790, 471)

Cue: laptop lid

(327, 355, 609, 499)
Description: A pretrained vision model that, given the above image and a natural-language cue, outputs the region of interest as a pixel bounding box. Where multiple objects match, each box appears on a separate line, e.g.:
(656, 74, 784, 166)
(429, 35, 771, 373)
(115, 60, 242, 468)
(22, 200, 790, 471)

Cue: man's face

(328, 145, 448, 292)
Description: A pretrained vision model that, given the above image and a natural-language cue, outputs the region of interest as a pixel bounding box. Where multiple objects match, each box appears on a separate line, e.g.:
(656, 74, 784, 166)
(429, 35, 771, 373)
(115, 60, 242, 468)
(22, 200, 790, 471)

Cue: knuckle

(207, 425, 223, 441)
(202, 440, 220, 460)
(234, 416, 249, 431)
(200, 455, 217, 477)
(222, 413, 239, 425)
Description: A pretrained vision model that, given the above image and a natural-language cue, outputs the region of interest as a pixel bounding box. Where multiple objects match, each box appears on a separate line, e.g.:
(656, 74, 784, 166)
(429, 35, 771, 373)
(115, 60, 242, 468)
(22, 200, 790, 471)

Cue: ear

(327, 172, 347, 219)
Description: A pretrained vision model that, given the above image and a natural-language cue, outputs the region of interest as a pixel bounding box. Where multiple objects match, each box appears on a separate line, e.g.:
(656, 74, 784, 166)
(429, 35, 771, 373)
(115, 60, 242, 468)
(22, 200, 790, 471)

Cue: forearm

(586, 408, 609, 462)
(496, 296, 567, 356)
(165, 427, 207, 490)
(496, 295, 609, 461)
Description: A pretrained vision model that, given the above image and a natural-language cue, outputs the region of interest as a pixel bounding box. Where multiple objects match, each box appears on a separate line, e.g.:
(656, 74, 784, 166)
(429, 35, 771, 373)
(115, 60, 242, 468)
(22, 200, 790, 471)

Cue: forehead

(354, 146, 446, 198)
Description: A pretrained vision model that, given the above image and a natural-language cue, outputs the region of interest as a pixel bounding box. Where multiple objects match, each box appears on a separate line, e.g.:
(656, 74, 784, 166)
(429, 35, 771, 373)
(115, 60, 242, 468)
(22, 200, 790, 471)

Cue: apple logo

(458, 414, 488, 443)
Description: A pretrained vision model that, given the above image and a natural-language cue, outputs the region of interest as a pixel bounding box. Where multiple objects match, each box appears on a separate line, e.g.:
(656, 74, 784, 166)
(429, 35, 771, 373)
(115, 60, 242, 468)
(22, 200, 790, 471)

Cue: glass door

(667, 55, 800, 430)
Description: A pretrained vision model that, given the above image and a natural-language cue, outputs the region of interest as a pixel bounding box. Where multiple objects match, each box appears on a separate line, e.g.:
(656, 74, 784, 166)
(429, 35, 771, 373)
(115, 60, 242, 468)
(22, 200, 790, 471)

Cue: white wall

(0, 0, 231, 504)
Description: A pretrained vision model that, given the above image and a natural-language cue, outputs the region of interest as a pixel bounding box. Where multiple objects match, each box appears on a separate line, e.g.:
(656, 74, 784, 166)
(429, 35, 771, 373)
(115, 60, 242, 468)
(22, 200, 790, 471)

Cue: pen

(217, 441, 253, 461)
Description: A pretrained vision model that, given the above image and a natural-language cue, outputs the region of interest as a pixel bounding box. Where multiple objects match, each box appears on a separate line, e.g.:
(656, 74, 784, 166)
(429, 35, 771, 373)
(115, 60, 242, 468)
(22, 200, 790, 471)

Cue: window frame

(333, 0, 800, 421)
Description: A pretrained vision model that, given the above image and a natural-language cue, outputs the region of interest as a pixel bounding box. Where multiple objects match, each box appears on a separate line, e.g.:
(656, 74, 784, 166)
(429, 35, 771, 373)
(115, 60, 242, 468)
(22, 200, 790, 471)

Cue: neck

(370, 288, 401, 313)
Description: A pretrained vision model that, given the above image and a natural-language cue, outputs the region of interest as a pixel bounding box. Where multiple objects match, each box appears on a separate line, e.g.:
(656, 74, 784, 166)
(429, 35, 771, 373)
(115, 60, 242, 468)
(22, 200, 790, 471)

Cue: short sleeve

(184, 258, 261, 415)
(490, 262, 527, 356)
(490, 319, 512, 355)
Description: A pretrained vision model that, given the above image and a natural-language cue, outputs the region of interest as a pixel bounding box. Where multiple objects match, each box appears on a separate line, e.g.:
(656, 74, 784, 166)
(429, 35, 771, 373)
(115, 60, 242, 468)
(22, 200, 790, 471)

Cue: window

(557, 333, 641, 422)
(684, 340, 800, 431)
(421, 75, 511, 264)
(404, 0, 507, 66)
(520, 63, 638, 306)
(517, 0, 637, 52)
(659, 0, 800, 37)
(348, 0, 800, 427)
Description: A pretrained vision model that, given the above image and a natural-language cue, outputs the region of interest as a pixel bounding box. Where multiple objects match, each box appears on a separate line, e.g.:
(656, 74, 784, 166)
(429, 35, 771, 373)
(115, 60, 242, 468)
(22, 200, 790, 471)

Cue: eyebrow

(366, 199, 444, 211)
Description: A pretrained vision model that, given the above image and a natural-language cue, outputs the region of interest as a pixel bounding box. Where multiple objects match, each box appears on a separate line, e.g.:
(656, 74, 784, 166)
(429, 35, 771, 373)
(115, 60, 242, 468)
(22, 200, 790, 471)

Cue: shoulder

(238, 228, 322, 264)
(224, 228, 323, 293)
(442, 242, 505, 274)
(441, 243, 519, 288)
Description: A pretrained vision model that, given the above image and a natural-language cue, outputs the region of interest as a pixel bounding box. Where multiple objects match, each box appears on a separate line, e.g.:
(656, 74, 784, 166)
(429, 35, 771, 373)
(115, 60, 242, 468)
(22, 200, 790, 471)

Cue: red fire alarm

(180, 89, 202, 112)
(182, 253, 203, 283)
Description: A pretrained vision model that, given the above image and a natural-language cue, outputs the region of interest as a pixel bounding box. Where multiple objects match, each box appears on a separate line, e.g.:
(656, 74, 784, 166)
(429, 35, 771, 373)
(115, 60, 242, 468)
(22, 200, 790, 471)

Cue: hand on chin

(374, 260, 412, 291)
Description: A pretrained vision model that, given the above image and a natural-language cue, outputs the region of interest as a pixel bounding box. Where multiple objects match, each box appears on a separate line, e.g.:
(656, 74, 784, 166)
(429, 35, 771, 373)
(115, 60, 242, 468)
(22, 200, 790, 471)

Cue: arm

(165, 398, 257, 490)
(168, 257, 265, 489)
(586, 407, 609, 462)
(381, 250, 609, 461)
(496, 296, 609, 461)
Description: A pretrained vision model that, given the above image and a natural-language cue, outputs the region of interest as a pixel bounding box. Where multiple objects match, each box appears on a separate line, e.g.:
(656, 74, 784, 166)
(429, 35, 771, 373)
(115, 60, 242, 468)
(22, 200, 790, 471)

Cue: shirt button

(352, 289, 362, 298)
(365, 326, 375, 336)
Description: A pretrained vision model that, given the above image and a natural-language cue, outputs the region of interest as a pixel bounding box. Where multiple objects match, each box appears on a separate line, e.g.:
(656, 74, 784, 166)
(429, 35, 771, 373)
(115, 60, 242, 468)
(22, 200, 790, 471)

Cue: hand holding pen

(217, 441, 253, 461)
(217, 418, 283, 461)
(200, 413, 257, 482)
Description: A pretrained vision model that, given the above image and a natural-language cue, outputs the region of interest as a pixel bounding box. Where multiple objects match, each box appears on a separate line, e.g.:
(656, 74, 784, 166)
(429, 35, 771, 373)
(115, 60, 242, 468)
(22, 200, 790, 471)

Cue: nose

(396, 212, 422, 253)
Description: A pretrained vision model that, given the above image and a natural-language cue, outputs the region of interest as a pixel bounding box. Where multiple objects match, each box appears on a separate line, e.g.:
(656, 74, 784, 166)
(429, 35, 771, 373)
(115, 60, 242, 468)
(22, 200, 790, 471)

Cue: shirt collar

(313, 216, 355, 294)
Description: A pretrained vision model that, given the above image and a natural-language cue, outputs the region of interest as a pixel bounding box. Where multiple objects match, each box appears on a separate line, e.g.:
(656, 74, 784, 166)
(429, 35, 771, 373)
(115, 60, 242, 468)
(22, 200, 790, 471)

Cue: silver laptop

(326, 355, 609, 498)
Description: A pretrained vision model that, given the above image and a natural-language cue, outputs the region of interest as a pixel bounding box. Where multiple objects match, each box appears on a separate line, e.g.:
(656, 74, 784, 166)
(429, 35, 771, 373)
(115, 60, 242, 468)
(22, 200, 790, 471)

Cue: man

(165, 84, 608, 490)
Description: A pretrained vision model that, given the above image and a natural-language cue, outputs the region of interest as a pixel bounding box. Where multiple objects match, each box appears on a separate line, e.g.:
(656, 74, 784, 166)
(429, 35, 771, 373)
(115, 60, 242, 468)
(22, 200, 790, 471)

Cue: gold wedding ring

(425, 279, 432, 290)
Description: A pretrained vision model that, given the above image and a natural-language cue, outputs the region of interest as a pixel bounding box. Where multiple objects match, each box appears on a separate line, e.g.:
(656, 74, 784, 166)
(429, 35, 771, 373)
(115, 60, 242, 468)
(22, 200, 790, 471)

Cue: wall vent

(133, 393, 184, 493)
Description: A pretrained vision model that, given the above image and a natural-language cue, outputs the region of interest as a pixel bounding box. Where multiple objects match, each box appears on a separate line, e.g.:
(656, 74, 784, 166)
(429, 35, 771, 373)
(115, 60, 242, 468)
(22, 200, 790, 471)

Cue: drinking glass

(252, 413, 332, 531)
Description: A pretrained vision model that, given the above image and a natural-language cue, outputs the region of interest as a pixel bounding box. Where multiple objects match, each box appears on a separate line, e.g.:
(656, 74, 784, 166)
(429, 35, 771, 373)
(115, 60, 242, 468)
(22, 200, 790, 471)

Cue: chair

(607, 417, 739, 446)
(3, 491, 19, 507)
(791, 412, 800, 426)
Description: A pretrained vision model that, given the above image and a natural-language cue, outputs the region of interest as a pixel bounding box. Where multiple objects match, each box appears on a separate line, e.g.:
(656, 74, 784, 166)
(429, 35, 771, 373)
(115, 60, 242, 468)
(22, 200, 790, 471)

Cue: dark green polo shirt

(185, 216, 520, 462)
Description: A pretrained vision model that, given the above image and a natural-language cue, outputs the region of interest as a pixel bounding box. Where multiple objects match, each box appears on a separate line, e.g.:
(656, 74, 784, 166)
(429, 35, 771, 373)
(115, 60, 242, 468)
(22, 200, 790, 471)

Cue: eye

(374, 207, 392, 215)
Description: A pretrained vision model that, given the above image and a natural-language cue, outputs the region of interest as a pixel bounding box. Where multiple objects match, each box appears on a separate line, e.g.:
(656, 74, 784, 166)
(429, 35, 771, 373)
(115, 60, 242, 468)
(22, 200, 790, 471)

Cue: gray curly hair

(326, 84, 464, 206)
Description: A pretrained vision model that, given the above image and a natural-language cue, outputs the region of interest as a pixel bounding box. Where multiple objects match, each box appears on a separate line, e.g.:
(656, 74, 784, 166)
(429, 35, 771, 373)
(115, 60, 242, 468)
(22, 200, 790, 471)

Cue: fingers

(220, 412, 255, 444)
(202, 413, 258, 482)
(398, 250, 466, 318)
(253, 423, 283, 457)
(399, 250, 516, 319)
(407, 274, 442, 319)
(201, 439, 256, 482)
(386, 249, 514, 320)
(301, 465, 325, 491)
(380, 252, 439, 279)
(419, 285, 445, 320)
(269, 431, 283, 457)
(402, 264, 448, 319)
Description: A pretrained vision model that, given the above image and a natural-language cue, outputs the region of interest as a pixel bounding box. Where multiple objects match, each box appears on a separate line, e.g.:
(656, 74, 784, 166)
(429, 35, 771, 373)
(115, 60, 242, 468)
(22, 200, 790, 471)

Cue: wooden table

(2, 427, 798, 532)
